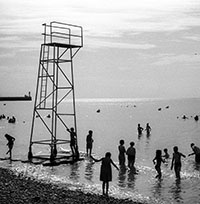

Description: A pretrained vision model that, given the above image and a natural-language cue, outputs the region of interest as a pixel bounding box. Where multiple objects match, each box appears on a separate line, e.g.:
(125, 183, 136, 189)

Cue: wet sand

(0, 167, 143, 204)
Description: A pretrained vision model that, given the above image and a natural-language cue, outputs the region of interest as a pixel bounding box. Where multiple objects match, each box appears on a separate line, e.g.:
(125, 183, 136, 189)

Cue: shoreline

(0, 167, 144, 204)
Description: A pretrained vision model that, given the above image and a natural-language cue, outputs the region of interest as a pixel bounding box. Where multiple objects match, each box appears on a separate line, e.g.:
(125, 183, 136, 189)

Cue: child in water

(118, 139, 126, 166)
(162, 148, 170, 161)
(5, 134, 15, 159)
(145, 123, 151, 135)
(153, 149, 165, 179)
(126, 142, 136, 170)
(86, 130, 94, 156)
(137, 124, 144, 135)
(91, 152, 119, 196)
(171, 146, 186, 179)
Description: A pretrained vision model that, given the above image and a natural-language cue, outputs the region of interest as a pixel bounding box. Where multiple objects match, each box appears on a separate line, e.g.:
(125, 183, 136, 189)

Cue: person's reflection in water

(138, 134, 142, 140)
(85, 158, 94, 181)
(170, 179, 183, 203)
(151, 180, 162, 199)
(145, 132, 151, 147)
(69, 162, 80, 182)
(194, 162, 200, 171)
(127, 169, 136, 189)
(118, 165, 126, 188)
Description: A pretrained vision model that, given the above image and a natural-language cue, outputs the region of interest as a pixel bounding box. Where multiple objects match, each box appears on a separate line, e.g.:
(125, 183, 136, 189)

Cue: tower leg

(28, 145, 33, 161)
(75, 145, 80, 160)
(50, 143, 57, 163)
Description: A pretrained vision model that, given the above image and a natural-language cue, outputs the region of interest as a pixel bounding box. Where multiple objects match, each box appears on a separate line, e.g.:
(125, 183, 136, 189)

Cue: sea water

(0, 98, 200, 204)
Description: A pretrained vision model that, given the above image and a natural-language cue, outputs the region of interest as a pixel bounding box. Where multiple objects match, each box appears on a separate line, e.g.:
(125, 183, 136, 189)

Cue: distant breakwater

(0, 96, 32, 101)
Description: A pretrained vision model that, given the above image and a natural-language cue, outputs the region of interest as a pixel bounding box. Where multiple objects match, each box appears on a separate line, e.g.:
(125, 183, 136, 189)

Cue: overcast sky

(1, 0, 200, 99)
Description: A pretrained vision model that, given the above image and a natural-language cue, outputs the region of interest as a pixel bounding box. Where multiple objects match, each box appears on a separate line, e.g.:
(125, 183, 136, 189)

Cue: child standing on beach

(171, 146, 186, 179)
(153, 150, 165, 179)
(118, 139, 126, 166)
(91, 152, 119, 196)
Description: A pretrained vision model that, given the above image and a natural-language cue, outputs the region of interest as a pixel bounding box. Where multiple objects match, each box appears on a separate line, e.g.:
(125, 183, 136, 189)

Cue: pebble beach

(0, 167, 143, 204)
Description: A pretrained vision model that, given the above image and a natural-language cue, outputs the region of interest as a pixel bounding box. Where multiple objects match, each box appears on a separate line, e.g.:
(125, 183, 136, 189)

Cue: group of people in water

(89, 140, 200, 195)
(82, 127, 138, 195)
(179, 114, 199, 121)
(153, 143, 200, 180)
(3, 123, 200, 197)
(78, 124, 200, 196)
(137, 123, 151, 136)
(0, 114, 16, 123)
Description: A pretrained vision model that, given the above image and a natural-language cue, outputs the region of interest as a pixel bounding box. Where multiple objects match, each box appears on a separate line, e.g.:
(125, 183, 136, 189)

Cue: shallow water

(0, 98, 200, 203)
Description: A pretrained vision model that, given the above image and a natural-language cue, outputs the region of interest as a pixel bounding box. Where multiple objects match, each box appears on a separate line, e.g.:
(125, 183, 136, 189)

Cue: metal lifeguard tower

(28, 22, 83, 163)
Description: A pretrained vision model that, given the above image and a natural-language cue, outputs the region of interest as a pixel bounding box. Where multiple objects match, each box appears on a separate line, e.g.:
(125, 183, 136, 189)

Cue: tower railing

(42, 21, 83, 47)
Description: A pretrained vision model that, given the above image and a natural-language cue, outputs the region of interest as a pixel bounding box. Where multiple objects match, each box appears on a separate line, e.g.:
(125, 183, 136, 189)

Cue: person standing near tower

(67, 127, 77, 159)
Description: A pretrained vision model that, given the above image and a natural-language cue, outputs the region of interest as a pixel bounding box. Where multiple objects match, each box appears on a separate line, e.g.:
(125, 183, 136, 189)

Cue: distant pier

(0, 96, 32, 101)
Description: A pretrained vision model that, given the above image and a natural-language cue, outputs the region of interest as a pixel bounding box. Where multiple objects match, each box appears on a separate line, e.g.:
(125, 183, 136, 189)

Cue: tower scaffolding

(28, 22, 83, 163)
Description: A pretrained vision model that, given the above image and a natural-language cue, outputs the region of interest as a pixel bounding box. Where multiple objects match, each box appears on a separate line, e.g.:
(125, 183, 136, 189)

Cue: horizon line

(74, 96, 200, 103)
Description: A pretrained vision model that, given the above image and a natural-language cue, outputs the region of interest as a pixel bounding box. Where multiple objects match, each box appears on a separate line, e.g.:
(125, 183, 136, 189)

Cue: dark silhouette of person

(67, 127, 77, 159)
(182, 115, 188, 120)
(162, 148, 170, 161)
(118, 139, 126, 166)
(8, 116, 16, 123)
(188, 143, 200, 163)
(5, 134, 15, 160)
(153, 149, 165, 179)
(145, 123, 151, 135)
(90, 152, 119, 196)
(126, 142, 136, 170)
(86, 130, 94, 156)
(194, 115, 199, 121)
(137, 124, 143, 136)
(171, 146, 186, 179)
